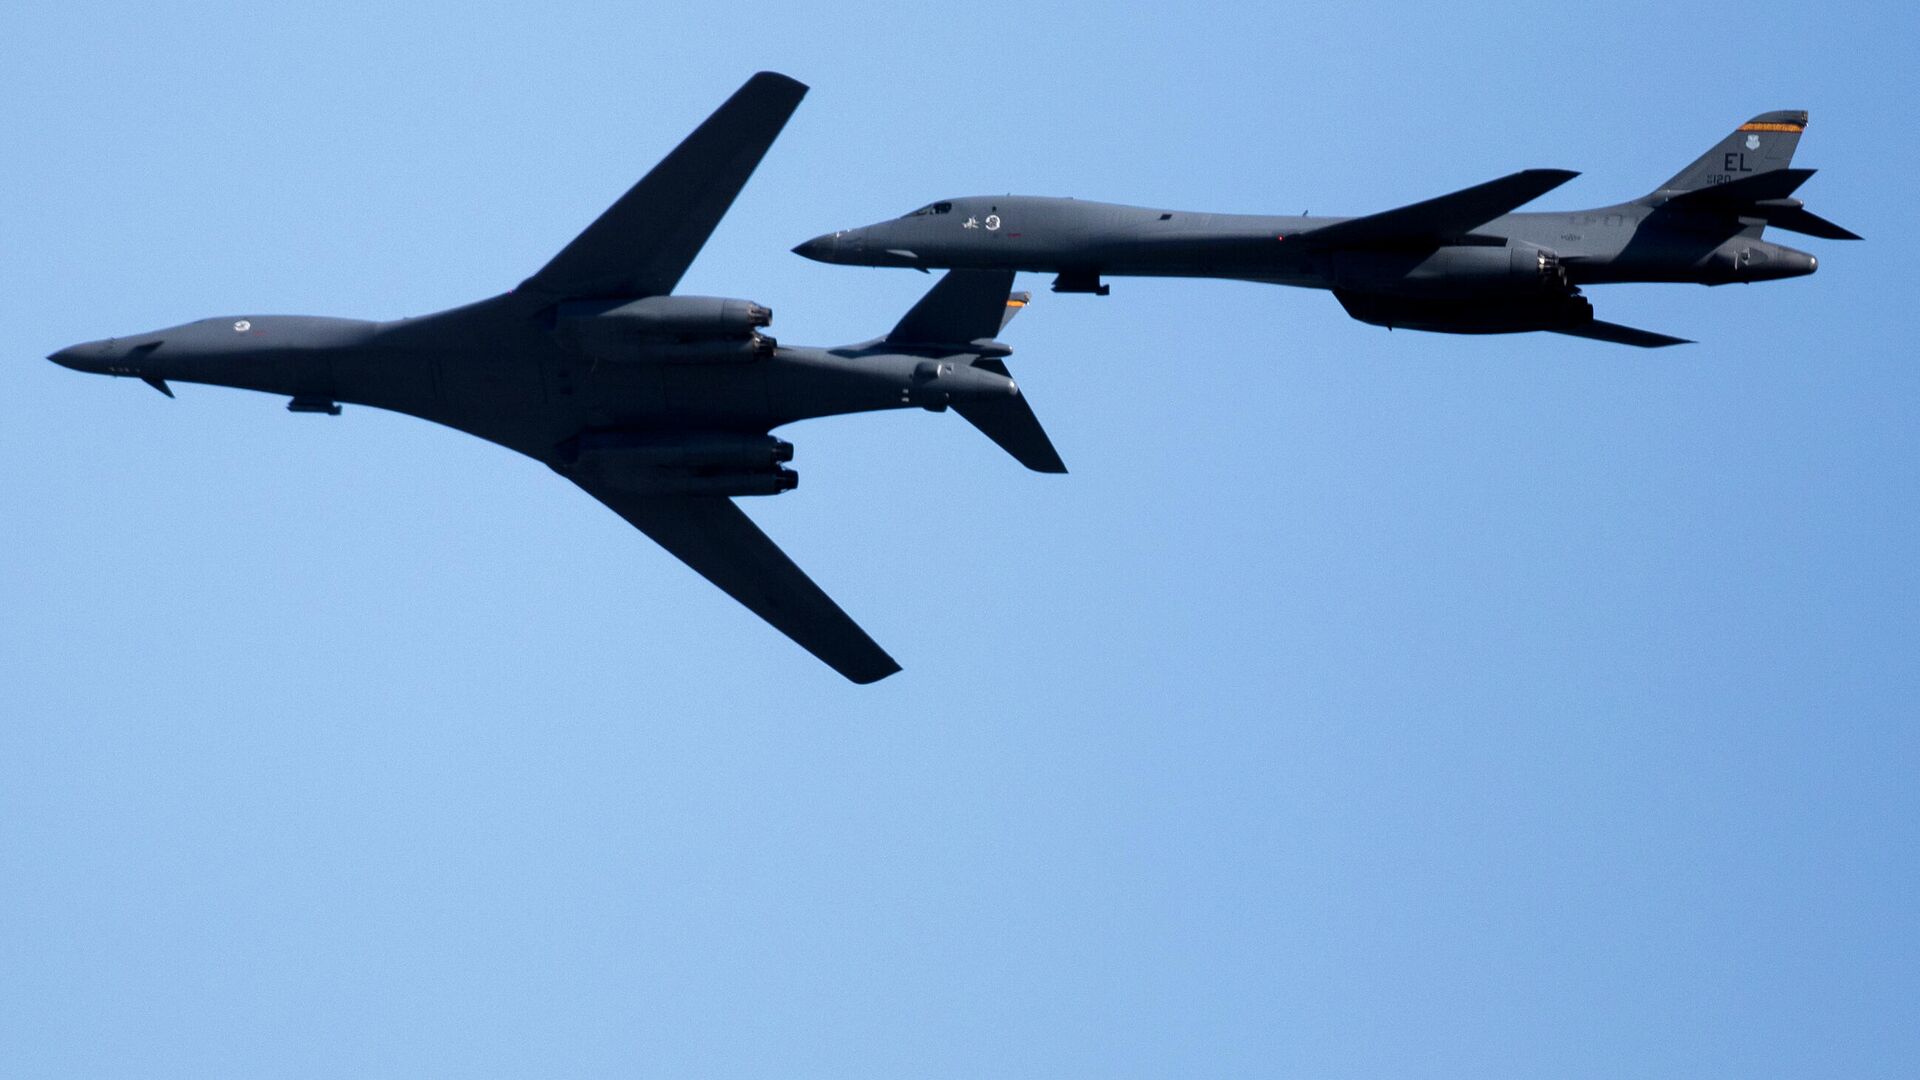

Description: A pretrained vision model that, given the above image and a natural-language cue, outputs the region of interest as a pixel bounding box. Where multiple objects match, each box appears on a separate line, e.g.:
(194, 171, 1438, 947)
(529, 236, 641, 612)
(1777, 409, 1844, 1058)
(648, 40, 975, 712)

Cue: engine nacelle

(560, 295, 771, 337)
(560, 431, 794, 471)
(617, 336, 776, 363)
(560, 431, 798, 497)
(554, 295, 774, 363)
(598, 467, 798, 497)
(1334, 244, 1566, 297)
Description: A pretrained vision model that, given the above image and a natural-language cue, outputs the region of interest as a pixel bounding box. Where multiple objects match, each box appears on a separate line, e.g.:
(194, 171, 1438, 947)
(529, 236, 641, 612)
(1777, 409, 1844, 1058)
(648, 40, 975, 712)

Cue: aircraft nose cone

(47, 341, 105, 371)
(792, 233, 839, 262)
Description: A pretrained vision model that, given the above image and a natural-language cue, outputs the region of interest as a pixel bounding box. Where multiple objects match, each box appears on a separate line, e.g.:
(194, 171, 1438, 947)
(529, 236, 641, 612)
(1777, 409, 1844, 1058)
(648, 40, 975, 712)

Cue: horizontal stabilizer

(1552, 320, 1693, 348)
(887, 269, 1019, 346)
(1664, 167, 1815, 207)
(955, 359, 1067, 474)
(1758, 205, 1861, 241)
(1302, 169, 1579, 248)
(1655, 166, 1857, 238)
(522, 72, 808, 300)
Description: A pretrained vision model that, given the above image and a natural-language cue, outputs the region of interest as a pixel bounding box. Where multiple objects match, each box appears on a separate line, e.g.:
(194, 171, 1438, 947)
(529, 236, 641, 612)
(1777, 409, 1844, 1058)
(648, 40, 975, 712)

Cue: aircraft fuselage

(795, 194, 1817, 294)
(48, 299, 1018, 468)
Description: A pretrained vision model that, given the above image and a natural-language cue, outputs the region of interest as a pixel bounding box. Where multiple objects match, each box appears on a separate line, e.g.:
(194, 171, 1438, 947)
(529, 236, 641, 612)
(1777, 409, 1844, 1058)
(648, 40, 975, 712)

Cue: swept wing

(521, 72, 808, 300)
(1302, 169, 1578, 248)
(572, 484, 901, 684)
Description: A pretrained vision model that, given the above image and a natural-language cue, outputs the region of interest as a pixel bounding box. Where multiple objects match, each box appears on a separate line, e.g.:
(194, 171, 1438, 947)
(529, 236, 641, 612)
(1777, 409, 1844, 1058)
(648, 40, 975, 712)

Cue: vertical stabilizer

(886, 270, 1018, 346)
(1655, 110, 1807, 194)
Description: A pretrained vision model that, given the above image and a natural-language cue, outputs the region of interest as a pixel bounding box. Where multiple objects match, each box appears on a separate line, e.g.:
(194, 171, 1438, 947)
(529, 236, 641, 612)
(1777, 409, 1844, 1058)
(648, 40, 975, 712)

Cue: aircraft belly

(167, 349, 336, 400)
(413, 354, 558, 455)
(659, 364, 772, 427)
(1098, 233, 1308, 278)
(576, 362, 667, 419)
(330, 350, 438, 417)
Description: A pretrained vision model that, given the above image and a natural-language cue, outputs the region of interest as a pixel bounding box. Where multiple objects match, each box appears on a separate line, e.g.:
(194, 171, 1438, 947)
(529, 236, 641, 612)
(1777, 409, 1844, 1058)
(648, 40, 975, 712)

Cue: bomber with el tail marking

(795, 111, 1858, 347)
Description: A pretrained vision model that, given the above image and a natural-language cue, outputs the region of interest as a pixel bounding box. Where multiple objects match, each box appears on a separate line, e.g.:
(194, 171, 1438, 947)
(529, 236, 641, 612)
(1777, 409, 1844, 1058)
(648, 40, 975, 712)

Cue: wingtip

(1631, 334, 1695, 349)
(844, 658, 903, 685)
(1621, 330, 1697, 348)
(749, 71, 809, 96)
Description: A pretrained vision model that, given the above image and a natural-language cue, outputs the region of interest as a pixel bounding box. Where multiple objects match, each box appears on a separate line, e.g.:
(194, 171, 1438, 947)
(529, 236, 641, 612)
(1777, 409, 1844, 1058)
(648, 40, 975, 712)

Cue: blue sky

(3, 2, 1916, 1076)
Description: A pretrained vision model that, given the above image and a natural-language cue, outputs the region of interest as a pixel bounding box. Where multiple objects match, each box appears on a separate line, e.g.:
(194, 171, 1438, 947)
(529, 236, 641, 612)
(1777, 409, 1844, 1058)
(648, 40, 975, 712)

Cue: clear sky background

(3, 2, 1915, 1077)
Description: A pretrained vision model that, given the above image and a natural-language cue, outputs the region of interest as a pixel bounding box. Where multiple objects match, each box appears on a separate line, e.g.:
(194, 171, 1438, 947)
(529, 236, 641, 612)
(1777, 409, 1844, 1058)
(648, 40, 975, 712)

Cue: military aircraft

(47, 72, 1066, 684)
(794, 112, 1858, 347)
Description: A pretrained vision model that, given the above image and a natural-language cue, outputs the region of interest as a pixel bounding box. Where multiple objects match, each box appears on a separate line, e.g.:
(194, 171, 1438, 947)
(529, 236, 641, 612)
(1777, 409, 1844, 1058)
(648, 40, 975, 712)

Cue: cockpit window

(902, 201, 953, 218)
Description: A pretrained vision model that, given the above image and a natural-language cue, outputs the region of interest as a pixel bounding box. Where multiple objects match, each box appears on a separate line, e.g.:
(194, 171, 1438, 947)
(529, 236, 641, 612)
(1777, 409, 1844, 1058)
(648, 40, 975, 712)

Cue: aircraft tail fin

(1640, 112, 1860, 239)
(1651, 110, 1808, 196)
(886, 269, 1019, 346)
(997, 291, 1030, 332)
(885, 272, 1066, 474)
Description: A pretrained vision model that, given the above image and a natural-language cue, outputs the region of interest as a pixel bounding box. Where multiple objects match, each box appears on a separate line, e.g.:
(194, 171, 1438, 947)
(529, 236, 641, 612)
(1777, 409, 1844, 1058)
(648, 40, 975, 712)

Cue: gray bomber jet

(795, 112, 1858, 347)
(48, 73, 1066, 684)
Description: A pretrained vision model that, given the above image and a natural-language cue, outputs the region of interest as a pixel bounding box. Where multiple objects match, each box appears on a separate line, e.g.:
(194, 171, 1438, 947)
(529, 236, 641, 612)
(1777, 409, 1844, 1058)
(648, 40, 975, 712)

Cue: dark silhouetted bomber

(49, 74, 1066, 684)
(796, 112, 1857, 347)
